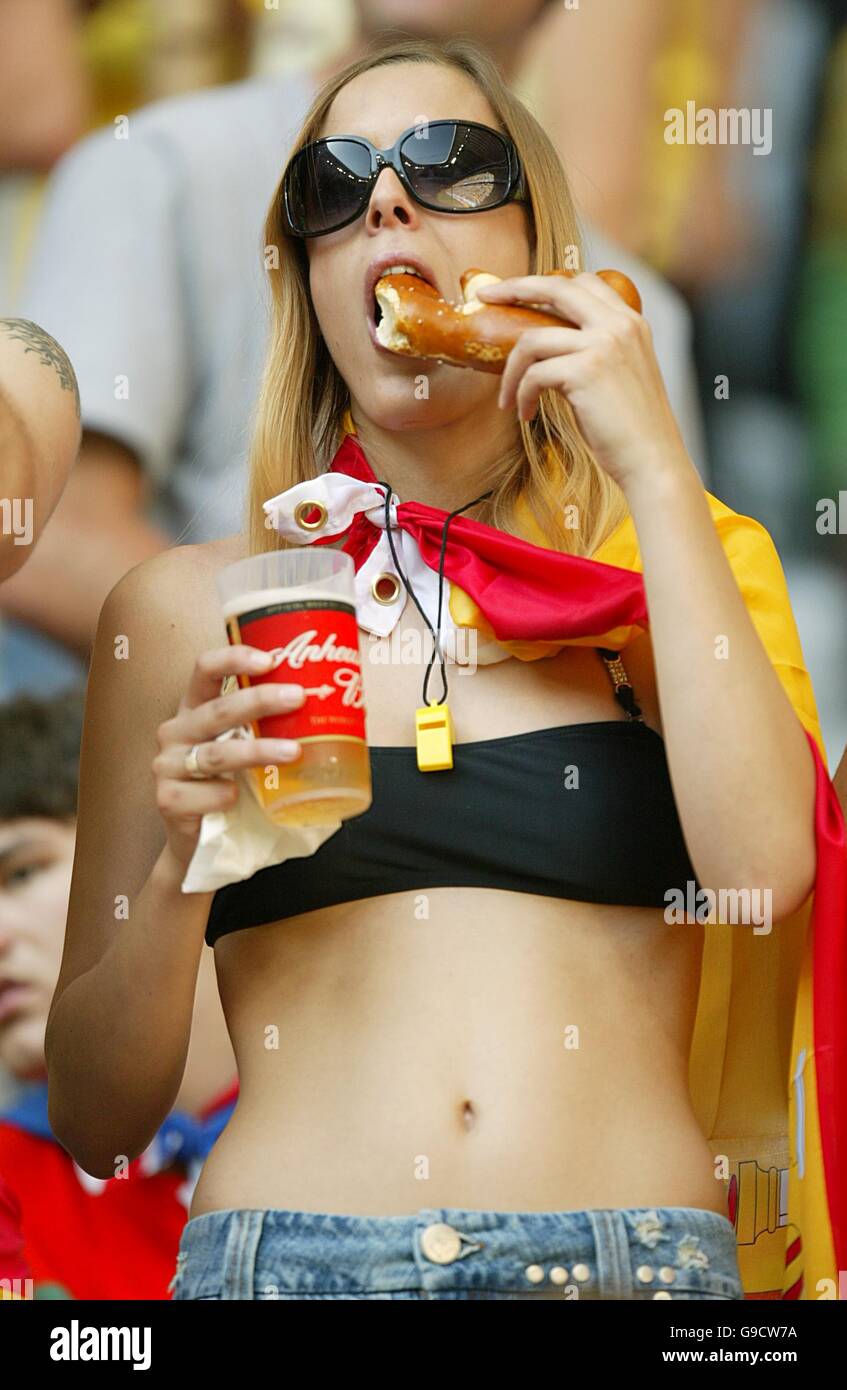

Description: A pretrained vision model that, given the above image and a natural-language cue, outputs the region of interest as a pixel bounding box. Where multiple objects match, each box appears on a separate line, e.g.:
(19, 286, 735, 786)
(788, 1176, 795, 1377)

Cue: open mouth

(371, 264, 438, 352)
(372, 264, 433, 329)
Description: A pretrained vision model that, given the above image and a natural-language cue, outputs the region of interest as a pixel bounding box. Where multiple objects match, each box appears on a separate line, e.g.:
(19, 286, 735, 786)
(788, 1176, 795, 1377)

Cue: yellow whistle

(415, 701, 454, 771)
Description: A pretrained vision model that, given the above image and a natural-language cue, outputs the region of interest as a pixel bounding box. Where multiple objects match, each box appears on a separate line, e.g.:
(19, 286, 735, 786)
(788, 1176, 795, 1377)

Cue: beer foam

(221, 586, 354, 620)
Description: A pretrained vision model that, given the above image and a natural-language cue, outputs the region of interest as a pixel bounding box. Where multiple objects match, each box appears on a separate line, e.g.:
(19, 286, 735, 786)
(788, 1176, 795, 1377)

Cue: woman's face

(304, 62, 533, 432)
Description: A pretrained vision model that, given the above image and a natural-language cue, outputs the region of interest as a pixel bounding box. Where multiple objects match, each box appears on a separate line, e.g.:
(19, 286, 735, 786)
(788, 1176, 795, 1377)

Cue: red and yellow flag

(330, 427, 847, 1298)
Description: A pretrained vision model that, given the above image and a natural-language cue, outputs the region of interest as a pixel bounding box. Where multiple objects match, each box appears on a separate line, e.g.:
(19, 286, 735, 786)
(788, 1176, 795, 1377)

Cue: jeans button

(421, 1223, 463, 1264)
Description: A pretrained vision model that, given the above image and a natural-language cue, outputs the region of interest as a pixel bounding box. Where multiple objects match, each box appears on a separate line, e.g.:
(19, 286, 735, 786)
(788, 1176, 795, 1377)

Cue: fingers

(490, 272, 652, 419)
(498, 325, 588, 411)
(477, 272, 624, 331)
(153, 644, 308, 859)
(180, 643, 277, 713)
(154, 733, 302, 825)
(513, 354, 592, 423)
(156, 775, 241, 824)
(573, 271, 643, 315)
(154, 735, 302, 784)
(161, 676, 305, 749)
(154, 724, 305, 832)
(514, 357, 562, 423)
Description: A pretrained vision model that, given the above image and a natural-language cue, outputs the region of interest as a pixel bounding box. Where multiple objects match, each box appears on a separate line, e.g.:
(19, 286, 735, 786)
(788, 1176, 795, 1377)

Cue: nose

(365, 166, 420, 232)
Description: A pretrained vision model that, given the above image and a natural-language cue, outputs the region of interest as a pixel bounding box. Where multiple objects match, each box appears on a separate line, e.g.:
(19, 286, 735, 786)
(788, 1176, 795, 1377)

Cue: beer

(216, 551, 372, 826)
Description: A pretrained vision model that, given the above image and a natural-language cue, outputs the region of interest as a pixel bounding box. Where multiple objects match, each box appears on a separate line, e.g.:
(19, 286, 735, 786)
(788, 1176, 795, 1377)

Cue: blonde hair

(246, 36, 629, 558)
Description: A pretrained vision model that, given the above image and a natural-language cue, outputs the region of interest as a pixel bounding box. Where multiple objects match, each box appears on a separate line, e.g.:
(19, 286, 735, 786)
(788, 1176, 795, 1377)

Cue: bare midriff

(188, 605, 728, 1222)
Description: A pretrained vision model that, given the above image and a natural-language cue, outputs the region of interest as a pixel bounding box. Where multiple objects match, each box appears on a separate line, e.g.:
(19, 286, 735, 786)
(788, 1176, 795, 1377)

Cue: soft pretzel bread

(374, 267, 642, 374)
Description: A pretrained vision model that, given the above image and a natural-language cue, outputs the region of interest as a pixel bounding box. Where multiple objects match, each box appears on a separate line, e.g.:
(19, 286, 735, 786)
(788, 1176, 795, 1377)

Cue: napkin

(180, 682, 342, 894)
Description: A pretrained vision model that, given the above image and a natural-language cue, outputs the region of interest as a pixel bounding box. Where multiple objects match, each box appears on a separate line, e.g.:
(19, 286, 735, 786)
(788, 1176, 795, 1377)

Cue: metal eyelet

(293, 500, 328, 531)
(371, 572, 402, 605)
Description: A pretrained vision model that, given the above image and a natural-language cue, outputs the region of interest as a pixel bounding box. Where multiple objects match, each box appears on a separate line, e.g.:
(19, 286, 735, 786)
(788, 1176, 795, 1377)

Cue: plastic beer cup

(215, 549, 372, 825)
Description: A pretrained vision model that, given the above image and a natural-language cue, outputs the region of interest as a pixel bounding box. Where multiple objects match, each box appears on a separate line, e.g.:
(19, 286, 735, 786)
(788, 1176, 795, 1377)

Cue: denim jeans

(168, 1205, 744, 1300)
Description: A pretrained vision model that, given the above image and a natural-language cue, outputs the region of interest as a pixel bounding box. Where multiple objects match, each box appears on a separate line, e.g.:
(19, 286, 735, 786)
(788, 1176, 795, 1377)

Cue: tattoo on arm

(1, 317, 81, 418)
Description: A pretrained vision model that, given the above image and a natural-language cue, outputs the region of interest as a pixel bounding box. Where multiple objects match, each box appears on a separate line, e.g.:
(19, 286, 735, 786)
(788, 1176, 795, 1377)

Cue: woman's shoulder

(132, 532, 247, 588)
(100, 533, 247, 641)
(92, 534, 249, 722)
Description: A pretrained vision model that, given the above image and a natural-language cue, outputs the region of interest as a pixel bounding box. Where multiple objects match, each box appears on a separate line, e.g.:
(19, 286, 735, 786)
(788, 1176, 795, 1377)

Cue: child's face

(0, 818, 75, 1081)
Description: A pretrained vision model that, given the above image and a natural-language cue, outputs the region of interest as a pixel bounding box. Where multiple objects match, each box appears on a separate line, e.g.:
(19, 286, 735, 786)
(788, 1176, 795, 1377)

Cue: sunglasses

(283, 119, 527, 238)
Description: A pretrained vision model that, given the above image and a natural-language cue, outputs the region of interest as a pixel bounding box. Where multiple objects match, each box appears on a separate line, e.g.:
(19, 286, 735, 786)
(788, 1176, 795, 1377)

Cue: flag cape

(453, 484, 847, 1299)
(289, 424, 847, 1298)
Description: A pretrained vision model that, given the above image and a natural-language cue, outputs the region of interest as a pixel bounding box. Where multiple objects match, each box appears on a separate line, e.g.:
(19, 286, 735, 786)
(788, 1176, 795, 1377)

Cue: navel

(461, 1098, 477, 1131)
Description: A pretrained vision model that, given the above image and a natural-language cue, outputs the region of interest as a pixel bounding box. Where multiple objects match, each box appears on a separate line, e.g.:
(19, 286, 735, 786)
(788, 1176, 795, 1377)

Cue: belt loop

(220, 1210, 266, 1300)
(586, 1209, 630, 1299)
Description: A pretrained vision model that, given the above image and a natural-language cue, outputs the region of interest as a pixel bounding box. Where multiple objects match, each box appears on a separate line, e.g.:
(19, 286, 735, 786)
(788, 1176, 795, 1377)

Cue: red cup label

(227, 598, 366, 743)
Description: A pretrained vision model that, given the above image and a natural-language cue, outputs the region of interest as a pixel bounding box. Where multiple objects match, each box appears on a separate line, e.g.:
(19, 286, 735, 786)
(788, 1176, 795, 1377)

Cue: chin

(363, 396, 446, 430)
(356, 372, 496, 431)
(359, 396, 465, 433)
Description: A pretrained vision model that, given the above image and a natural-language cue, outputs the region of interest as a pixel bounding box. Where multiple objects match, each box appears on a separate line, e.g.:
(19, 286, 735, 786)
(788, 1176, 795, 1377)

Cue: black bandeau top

(204, 649, 700, 947)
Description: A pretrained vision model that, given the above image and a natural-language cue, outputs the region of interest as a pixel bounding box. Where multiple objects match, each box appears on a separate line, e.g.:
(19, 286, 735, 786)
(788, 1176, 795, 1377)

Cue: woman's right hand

(153, 644, 305, 870)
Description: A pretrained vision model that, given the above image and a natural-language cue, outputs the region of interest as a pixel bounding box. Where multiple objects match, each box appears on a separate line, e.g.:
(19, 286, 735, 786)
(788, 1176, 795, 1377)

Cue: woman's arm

(46, 542, 307, 1178)
(482, 270, 817, 920)
(621, 458, 816, 921)
(44, 548, 218, 1176)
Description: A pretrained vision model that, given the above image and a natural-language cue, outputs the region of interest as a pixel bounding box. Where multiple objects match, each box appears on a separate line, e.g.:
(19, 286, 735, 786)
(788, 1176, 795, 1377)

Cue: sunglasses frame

(282, 119, 528, 238)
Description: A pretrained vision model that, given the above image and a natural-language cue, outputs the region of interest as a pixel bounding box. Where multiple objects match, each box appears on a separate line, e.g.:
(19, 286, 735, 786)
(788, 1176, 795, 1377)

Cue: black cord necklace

(377, 478, 493, 770)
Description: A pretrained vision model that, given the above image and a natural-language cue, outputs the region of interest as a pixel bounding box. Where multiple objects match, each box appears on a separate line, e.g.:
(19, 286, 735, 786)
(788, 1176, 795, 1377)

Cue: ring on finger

(183, 744, 208, 780)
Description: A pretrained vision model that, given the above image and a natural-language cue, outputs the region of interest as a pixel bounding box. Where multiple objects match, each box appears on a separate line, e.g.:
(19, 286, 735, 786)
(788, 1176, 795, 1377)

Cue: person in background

(0, 688, 238, 1299)
(0, 1175, 31, 1297)
(794, 0, 847, 549)
(5, 0, 706, 679)
(0, 0, 90, 173)
(0, 317, 81, 586)
(0, 0, 92, 315)
(517, 0, 761, 291)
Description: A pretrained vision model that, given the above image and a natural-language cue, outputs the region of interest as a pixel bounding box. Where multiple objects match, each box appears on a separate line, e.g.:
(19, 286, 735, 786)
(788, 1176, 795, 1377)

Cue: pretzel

(374, 267, 642, 374)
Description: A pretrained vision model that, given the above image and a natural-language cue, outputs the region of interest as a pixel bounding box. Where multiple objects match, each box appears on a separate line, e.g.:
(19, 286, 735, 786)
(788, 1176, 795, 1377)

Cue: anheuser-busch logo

(273, 629, 360, 669)
(270, 628, 364, 709)
(234, 603, 367, 737)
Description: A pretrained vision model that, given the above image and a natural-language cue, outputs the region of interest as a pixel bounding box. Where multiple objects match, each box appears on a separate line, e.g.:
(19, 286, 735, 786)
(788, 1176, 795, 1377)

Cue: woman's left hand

(476, 271, 689, 491)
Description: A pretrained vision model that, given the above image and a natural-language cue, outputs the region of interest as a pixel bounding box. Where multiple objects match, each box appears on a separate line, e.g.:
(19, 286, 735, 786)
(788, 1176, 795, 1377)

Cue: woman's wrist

(151, 843, 208, 899)
(617, 444, 703, 517)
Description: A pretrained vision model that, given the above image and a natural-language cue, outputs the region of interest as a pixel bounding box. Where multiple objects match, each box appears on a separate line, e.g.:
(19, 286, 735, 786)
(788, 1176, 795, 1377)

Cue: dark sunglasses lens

(287, 140, 373, 233)
(399, 124, 514, 211)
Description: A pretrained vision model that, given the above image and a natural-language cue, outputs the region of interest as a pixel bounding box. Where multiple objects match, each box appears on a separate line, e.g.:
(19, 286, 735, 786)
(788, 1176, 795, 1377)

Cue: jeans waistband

(170, 1205, 743, 1300)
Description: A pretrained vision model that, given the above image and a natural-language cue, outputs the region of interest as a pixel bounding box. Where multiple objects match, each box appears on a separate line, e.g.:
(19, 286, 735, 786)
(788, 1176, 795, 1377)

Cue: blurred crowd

(1, 0, 846, 1298)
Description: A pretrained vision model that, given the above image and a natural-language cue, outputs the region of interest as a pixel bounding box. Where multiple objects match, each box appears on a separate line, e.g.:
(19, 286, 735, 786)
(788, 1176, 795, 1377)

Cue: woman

(45, 37, 818, 1301)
